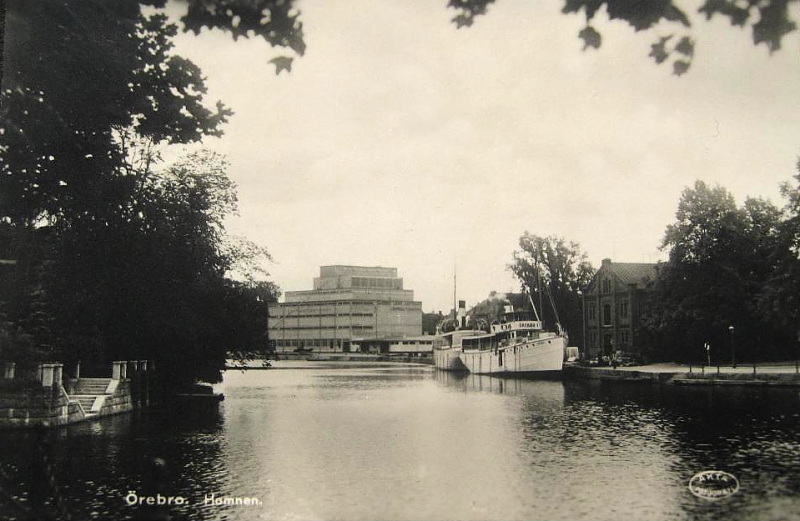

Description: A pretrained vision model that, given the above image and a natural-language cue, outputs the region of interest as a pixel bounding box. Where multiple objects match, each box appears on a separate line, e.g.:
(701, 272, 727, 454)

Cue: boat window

(516, 311, 534, 321)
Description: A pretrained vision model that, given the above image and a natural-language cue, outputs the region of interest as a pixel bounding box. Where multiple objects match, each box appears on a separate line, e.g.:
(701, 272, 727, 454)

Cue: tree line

(508, 170, 800, 363)
(1, 0, 797, 383)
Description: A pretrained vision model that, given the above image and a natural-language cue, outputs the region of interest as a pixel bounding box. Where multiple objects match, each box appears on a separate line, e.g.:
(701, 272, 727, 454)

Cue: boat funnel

(458, 300, 467, 328)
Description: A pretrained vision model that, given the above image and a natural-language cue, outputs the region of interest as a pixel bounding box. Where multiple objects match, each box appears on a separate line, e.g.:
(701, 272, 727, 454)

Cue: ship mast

(535, 255, 545, 327)
(453, 264, 457, 322)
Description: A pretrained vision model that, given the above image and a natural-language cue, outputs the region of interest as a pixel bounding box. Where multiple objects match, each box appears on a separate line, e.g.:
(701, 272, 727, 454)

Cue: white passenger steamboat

(458, 304, 566, 376)
(432, 301, 479, 371)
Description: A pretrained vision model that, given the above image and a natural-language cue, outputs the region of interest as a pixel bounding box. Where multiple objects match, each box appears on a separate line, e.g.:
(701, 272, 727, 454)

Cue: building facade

(268, 265, 423, 353)
(582, 258, 658, 360)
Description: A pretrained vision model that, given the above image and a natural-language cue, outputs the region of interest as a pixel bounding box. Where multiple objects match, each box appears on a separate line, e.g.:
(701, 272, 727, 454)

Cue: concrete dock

(564, 362, 800, 386)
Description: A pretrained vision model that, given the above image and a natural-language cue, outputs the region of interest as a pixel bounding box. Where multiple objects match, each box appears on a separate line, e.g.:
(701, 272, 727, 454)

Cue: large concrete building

(268, 265, 423, 353)
(582, 258, 658, 360)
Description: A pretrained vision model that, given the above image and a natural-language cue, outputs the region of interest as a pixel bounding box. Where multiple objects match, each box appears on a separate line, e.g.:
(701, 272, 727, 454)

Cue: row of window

(271, 312, 375, 319)
(351, 277, 402, 289)
(276, 325, 375, 331)
(274, 339, 346, 348)
(587, 301, 629, 325)
(587, 330, 631, 348)
(279, 300, 421, 308)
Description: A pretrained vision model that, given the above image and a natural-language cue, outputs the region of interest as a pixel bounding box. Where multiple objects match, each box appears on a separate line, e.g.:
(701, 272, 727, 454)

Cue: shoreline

(229, 357, 800, 386)
(563, 364, 800, 387)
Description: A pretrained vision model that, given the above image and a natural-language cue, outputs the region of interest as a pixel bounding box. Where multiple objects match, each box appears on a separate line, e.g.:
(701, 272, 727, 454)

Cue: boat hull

(433, 348, 467, 371)
(460, 334, 566, 375)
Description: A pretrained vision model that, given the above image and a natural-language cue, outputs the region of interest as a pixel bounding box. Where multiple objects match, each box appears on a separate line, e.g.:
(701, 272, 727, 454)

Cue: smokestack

(458, 300, 466, 328)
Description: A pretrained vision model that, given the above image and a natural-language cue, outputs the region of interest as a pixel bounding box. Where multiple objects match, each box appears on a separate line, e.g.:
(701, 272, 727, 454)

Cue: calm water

(2, 361, 800, 521)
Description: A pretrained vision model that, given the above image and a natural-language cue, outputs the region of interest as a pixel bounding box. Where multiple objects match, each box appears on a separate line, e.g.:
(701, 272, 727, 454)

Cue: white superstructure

(437, 304, 566, 376)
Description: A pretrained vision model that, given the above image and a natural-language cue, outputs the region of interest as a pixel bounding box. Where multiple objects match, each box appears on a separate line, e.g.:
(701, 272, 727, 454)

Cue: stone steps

(69, 378, 113, 418)
(71, 395, 99, 411)
(73, 378, 111, 395)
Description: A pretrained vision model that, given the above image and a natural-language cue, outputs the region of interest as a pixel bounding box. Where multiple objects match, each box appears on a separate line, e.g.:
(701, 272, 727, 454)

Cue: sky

(164, 0, 800, 312)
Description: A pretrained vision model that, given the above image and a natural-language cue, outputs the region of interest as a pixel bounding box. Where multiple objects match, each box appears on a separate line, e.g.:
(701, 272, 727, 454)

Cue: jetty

(0, 360, 150, 429)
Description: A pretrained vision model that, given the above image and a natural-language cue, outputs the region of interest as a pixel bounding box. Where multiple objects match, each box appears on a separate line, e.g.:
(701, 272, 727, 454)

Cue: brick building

(582, 258, 658, 359)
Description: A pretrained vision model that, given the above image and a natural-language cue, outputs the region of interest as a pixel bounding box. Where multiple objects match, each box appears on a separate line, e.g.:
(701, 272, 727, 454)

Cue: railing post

(2, 362, 15, 380)
(53, 363, 63, 387)
(40, 363, 57, 387)
(112, 361, 125, 380)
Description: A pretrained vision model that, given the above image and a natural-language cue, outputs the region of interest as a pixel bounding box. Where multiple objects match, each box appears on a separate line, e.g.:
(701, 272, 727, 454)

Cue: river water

(1, 361, 800, 521)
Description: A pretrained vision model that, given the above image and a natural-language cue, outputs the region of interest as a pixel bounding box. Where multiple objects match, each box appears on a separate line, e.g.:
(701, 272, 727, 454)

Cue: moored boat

(459, 305, 566, 376)
(432, 301, 479, 371)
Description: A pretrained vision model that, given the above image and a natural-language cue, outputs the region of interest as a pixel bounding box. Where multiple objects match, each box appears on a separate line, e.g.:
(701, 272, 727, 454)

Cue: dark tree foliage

(0, 1, 278, 387)
(509, 233, 595, 348)
(758, 162, 800, 344)
(181, 0, 306, 55)
(1, 2, 232, 225)
(467, 291, 526, 328)
(643, 181, 795, 363)
(449, 0, 797, 75)
(422, 311, 446, 335)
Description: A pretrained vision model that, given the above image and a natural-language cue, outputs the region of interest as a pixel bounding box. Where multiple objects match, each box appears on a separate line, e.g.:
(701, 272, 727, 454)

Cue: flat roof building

(268, 265, 422, 353)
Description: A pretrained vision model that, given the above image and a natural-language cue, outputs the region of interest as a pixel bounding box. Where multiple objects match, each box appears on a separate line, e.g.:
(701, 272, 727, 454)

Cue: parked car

(614, 352, 642, 366)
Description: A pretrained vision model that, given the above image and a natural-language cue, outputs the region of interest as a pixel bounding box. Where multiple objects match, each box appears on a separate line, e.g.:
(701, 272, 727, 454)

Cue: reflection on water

(1, 361, 800, 521)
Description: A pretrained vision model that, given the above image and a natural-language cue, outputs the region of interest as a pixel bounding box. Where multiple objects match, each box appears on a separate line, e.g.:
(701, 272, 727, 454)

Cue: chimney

(458, 300, 467, 328)
(601, 258, 612, 268)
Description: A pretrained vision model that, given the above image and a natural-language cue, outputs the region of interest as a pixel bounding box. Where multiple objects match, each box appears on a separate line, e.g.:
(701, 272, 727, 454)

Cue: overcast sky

(166, 0, 800, 312)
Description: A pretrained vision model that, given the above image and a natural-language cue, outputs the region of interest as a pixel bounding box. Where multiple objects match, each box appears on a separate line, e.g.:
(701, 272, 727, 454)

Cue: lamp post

(729, 325, 736, 369)
(578, 289, 586, 361)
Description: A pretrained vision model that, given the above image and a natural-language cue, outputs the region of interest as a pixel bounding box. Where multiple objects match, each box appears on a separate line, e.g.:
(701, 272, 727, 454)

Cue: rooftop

(600, 259, 658, 288)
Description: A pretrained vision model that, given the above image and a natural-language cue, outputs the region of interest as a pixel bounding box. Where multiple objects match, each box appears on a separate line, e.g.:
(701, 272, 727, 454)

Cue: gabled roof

(607, 262, 658, 289)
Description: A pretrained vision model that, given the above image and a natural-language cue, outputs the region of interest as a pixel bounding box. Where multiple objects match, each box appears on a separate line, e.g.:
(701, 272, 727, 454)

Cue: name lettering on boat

(497, 321, 541, 330)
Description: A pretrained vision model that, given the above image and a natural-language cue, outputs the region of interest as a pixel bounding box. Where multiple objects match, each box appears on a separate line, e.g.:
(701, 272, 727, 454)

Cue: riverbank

(564, 363, 800, 386)
(0, 360, 150, 429)
(227, 353, 434, 367)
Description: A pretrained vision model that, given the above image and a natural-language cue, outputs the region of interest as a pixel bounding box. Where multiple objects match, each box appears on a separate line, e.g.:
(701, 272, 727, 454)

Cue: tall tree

(35, 149, 277, 385)
(647, 180, 792, 362)
(0, 2, 281, 384)
(758, 161, 800, 348)
(509, 233, 595, 348)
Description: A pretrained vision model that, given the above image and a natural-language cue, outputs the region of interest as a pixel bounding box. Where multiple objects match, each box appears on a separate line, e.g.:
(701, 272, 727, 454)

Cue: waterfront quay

(565, 362, 800, 386)
(0, 360, 150, 429)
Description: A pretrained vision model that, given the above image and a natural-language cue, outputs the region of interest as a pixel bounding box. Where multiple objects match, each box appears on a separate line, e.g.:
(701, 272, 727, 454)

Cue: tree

(646, 180, 793, 362)
(449, 0, 797, 75)
(509, 233, 595, 348)
(178, 0, 798, 76)
(33, 149, 277, 385)
(0, 2, 280, 386)
(758, 161, 800, 345)
(422, 311, 446, 335)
